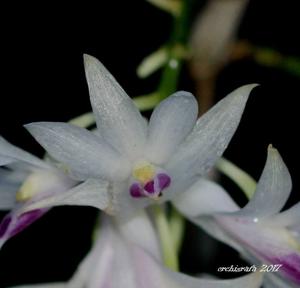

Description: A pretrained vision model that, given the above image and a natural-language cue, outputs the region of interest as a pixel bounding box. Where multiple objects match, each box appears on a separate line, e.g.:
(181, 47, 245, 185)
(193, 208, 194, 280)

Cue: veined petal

(239, 146, 292, 218)
(25, 122, 131, 181)
(0, 136, 49, 169)
(166, 84, 257, 194)
(84, 54, 147, 160)
(146, 91, 198, 165)
(22, 179, 110, 213)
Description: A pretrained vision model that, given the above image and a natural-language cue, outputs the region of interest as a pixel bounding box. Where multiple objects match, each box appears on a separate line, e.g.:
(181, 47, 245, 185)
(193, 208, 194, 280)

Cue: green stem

(152, 205, 179, 271)
(157, 0, 194, 99)
(169, 206, 185, 253)
(133, 93, 161, 111)
(216, 157, 257, 199)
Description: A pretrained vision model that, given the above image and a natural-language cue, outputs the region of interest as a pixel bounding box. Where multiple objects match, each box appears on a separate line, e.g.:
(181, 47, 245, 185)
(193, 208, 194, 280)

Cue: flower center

(129, 161, 171, 199)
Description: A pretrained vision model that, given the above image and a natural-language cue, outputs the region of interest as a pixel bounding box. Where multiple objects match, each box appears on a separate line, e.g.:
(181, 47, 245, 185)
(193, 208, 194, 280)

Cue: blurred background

(0, 0, 299, 286)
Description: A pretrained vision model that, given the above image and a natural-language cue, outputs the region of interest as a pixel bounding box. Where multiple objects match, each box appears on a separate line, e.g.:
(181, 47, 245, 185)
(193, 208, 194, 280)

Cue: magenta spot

(144, 181, 155, 194)
(0, 215, 12, 238)
(10, 209, 47, 238)
(157, 173, 171, 190)
(130, 183, 144, 198)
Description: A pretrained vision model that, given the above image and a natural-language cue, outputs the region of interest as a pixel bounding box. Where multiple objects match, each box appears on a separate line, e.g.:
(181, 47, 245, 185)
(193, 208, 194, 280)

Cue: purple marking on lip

(0, 215, 12, 238)
(157, 173, 171, 190)
(130, 183, 144, 198)
(10, 209, 47, 238)
(0, 209, 48, 241)
(144, 181, 155, 194)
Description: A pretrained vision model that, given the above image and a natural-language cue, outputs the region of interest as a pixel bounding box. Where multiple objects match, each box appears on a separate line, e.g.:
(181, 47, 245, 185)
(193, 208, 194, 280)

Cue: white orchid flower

(174, 146, 300, 287)
(20, 54, 256, 217)
(0, 136, 77, 249)
(8, 211, 263, 288)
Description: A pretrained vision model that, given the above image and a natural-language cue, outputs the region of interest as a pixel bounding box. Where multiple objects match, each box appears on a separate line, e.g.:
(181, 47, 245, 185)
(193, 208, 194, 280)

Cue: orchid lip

(129, 172, 171, 199)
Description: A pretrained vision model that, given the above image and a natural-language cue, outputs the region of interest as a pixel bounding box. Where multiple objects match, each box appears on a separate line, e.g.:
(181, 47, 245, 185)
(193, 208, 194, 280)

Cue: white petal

(25, 122, 131, 181)
(239, 146, 292, 217)
(22, 179, 110, 212)
(84, 54, 147, 160)
(166, 85, 257, 194)
(146, 91, 198, 165)
(173, 178, 239, 218)
(0, 136, 48, 169)
(117, 210, 161, 261)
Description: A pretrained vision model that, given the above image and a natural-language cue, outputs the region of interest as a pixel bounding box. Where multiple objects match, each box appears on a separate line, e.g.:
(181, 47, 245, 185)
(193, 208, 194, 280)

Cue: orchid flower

(8, 211, 263, 288)
(174, 146, 300, 287)
(0, 136, 77, 249)
(20, 54, 257, 218)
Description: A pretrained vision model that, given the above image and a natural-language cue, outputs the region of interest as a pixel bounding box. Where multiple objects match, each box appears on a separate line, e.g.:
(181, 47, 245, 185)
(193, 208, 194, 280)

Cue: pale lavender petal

(238, 146, 292, 218)
(146, 91, 198, 165)
(166, 84, 257, 195)
(0, 136, 49, 169)
(84, 54, 147, 161)
(25, 122, 131, 181)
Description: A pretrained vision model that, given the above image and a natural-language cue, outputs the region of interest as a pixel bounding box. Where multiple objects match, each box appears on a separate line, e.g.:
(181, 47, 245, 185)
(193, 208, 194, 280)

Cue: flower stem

(152, 205, 179, 271)
(216, 157, 257, 199)
(169, 206, 185, 253)
(157, 0, 193, 99)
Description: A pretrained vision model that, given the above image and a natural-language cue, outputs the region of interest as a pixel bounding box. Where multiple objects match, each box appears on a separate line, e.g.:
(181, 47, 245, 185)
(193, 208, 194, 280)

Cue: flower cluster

(0, 55, 298, 287)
